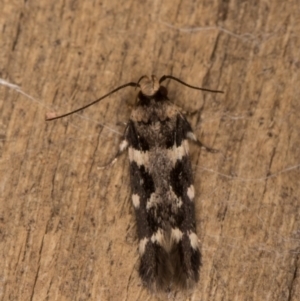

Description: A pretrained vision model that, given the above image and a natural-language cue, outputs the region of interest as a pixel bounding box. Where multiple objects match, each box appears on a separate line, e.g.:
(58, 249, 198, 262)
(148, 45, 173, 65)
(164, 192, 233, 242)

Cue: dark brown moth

(47, 75, 223, 291)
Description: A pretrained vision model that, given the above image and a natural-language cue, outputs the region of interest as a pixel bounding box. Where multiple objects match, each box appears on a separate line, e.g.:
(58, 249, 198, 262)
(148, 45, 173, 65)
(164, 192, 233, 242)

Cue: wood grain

(1, 0, 299, 300)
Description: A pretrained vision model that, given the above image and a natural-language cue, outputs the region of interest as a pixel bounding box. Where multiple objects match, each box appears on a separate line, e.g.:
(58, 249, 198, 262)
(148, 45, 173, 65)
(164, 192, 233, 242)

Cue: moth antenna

(137, 75, 149, 86)
(159, 75, 224, 94)
(46, 81, 138, 121)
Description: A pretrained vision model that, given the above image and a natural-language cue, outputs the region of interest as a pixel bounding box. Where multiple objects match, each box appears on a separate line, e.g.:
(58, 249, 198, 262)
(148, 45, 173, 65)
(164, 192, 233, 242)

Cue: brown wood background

(1, 0, 300, 300)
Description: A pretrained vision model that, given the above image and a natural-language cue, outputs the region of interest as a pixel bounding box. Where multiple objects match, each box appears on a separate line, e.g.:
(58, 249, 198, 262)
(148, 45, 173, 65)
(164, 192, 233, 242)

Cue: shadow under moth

(47, 75, 223, 292)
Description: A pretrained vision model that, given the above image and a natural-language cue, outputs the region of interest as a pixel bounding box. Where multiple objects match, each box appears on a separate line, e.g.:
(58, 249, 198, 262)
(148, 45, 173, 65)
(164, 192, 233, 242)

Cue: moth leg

(170, 101, 201, 117)
(178, 113, 218, 153)
(98, 138, 128, 169)
(186, 131, 218, 153)
(183, 108, 203, 117)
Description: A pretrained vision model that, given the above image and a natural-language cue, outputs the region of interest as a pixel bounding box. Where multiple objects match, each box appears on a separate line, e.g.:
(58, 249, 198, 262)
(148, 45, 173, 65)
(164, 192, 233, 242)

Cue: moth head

(138, 75, 167, 97)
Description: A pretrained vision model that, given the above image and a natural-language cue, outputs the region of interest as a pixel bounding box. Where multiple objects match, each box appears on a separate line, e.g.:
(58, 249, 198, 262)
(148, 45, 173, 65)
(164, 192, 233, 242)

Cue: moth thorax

(139, 75, 160, 96)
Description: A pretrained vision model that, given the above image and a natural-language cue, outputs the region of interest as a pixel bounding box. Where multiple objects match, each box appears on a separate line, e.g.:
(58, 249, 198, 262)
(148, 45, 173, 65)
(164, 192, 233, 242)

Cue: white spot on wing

(132, 194, 140, 208)
(164, 140, 189, 166)
(128, 147, 149, 167)
(187, 185, 195, 200)
(147, 190, 182, 210)
(174, 145, 185, 160)
(147, 193, 157, 210)
(151, 229, 164, 246)
(173, 140, 189, 161)
(119, 140, 128, 152)
(175, 196, 183, 208)
(128, 140, 189, 170)
(171, 228, 183, 243)
(187, 132, 197, 141)
(139, 237, 149, 255)
(189, 232, 199, 250)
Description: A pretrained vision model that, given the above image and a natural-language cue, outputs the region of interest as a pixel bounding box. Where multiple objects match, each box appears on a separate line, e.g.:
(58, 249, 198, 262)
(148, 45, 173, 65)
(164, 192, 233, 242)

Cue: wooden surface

(1, 1, 300, 300)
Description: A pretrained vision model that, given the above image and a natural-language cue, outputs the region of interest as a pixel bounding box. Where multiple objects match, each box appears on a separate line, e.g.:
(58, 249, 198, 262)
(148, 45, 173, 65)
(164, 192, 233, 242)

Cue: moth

(47, 75, 223, 291)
